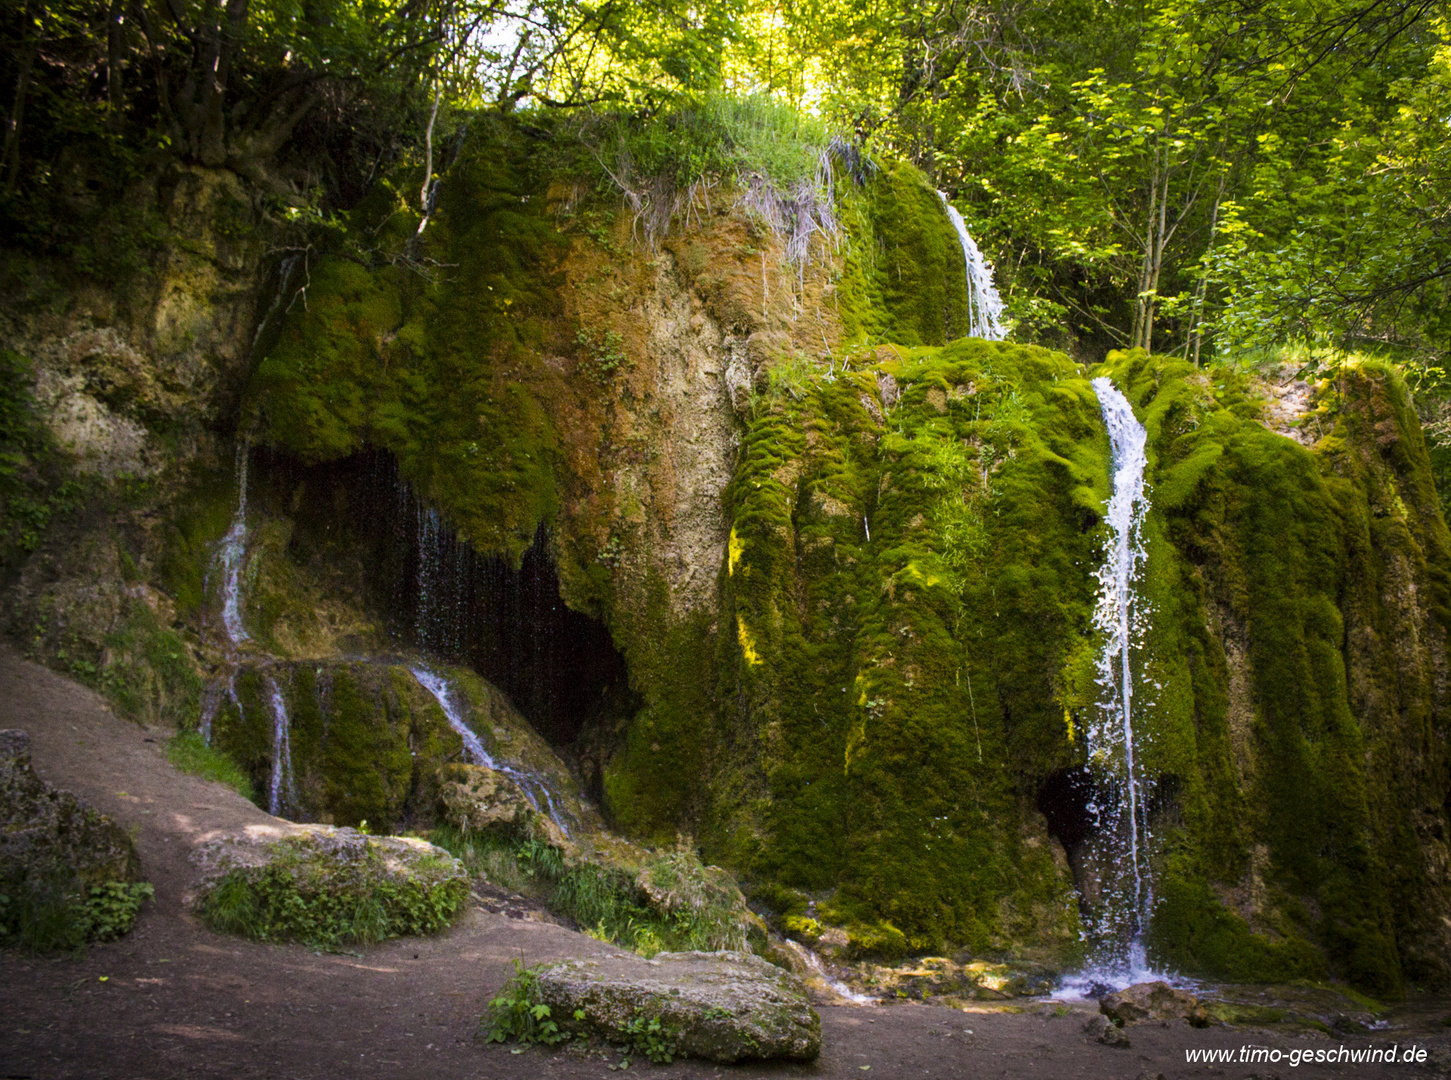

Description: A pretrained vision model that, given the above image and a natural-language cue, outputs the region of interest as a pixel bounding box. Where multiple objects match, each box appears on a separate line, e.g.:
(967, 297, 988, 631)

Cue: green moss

(249, 121, 568, 564)
(1148, 876, 1324, 983)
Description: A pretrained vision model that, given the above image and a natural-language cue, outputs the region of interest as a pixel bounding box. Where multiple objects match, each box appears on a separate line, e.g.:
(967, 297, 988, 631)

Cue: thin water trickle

(409, 666, 573, 839)
(782, 940, 875, 1005)
(936, 191, 1007, 341)
(217, 443, 250, 645)
(266, 675, 294, 817)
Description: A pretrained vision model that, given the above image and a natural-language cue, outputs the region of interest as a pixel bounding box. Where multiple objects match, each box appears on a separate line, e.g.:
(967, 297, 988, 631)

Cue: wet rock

(534, 950, 821, 1062)
(1083, 1014, 1130, 1046)
(1099, 981, 1207, 1026)
(438, 763, 564, 844)
(0, 729, 140, 890)
(848, 954, 1056, 1001)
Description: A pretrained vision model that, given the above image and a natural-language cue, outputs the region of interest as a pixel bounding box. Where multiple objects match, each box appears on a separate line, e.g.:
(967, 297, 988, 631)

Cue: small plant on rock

(482, 960, 574, 1046)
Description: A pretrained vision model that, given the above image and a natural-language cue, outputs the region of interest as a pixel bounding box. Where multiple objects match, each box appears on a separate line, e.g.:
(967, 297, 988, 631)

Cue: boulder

(1083, 1014, 1131, 1047)
(438, 763, 569, 848)
(0, 729, 140, 889)
(1100, 981, 1207, 1026)
(533, 950, 821, 1062)
(192, 824, 470, 945)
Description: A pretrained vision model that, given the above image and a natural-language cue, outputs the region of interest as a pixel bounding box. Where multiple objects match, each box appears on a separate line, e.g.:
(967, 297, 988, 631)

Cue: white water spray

(409, 666, 572, 838)
(266, 675, 294, 817)
(217, 444, 250, 645)
(782, 940, 875, 1005)
(936, 192, 1007, 341)
(1068, 376, 1165, 992)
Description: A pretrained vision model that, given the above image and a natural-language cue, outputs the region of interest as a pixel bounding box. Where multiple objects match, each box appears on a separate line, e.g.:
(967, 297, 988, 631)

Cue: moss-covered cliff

(5, 107, 1450, 997)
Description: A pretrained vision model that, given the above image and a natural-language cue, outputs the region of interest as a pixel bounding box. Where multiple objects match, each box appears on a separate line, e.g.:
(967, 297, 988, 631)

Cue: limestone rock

(193, 823, 464, 888)
(1083, 1014, 1131, 1047)
(534, 950, 821, 1062)
(1099, 981, 1206, 1026)
(0, 729, 140, 890)
(437, 763, 569, 848)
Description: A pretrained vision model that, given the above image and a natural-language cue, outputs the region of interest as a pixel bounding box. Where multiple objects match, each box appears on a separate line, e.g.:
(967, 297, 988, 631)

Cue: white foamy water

(1063, 377, 1173, 992)
(937, 191, 1007, 341)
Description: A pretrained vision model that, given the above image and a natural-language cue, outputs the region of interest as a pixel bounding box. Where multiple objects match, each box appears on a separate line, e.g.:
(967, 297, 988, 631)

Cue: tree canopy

(4, 0, 1451, 373)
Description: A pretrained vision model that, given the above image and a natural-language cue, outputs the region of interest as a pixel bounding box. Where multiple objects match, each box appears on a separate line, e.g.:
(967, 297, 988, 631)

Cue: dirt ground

(1, 641, 1448, 1080)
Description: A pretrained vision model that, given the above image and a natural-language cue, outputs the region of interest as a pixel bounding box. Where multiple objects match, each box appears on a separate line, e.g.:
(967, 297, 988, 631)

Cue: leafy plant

(0, 873, 153, 952)
(619, 1010, 680, 1063)
(482, 960, 572, 1045)
(196, 836, 469, 948)
(576, 328, 627, 383)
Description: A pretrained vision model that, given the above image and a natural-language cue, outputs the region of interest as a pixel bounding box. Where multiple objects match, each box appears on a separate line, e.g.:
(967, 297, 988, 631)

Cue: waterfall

(266, 675, 295, 817)
(409, 666, 573, 838)
(217, 443, 250, 645)
(1082, 376, 1157, 984)
(936, 191, 1007, 341)
(782, 940, 875, 1005)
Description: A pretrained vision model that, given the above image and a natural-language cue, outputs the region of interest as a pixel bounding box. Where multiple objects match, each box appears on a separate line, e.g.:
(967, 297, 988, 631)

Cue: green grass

(167, 731, 255, 800)
(429, 826, 750, 956)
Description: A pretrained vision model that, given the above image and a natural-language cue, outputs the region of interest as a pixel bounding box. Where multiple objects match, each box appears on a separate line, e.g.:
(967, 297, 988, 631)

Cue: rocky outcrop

(1100, 981, 1207, 1027)
(0, 729, 140, 889)
(192, 824, 469, 946)
(533, 950, 820, 1062)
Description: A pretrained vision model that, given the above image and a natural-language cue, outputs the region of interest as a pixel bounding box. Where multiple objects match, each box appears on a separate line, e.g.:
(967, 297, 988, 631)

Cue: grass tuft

(167, 730, 255, 801)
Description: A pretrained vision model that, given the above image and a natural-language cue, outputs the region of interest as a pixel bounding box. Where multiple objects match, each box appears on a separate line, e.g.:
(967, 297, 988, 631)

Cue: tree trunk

(2, 37, 39, 194)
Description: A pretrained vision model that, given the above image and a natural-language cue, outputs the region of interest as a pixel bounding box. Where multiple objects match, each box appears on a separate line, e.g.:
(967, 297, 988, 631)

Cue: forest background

(4, 0, 1450, 458)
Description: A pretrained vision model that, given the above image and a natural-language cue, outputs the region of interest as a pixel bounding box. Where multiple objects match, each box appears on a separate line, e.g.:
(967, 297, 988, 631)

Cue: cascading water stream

(409, 666, 573, 838)
(1054, 377, 1167, 996)
(936, 191, 1007, 341)
(781, 940, 875, 1005)
(217, 443, 250, 645)
(266, 675, 295, 817)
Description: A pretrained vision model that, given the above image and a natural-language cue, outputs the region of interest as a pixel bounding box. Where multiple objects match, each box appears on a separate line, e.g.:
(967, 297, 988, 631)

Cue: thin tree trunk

(107, 0, 126, 125)
(1190, 185, 1224, 368)
(415, 84, 442, 238)
(2, 36, 39, 194)
(1143, 154, 1171, 355)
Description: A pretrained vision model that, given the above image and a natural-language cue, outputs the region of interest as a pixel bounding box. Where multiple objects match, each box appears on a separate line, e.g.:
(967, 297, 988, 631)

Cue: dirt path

(1, 642, 1447, 1080)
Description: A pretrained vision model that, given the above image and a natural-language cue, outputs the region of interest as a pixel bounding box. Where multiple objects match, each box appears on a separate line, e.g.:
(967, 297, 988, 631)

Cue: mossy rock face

(233, 115, 1451, 991)
(205, 660, 598, 839)
(700, 344, 1451, 994)
(208, 661, 463, 830)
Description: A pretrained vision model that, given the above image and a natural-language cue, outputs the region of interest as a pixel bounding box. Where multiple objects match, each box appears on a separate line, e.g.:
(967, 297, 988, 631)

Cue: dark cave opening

(1037, 766, 1100, 919)
(254, 447, 637, 760)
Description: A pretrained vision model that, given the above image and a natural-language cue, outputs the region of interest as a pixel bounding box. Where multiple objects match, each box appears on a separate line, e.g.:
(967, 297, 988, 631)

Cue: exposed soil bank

(1, 642, 1448, 1080)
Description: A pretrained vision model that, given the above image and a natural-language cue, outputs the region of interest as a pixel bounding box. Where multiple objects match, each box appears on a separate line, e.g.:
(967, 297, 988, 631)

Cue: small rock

(533, 950, 821, 1062)
(1082, 1014, 1130, 1047)
(1100, 980, 1203, 1026)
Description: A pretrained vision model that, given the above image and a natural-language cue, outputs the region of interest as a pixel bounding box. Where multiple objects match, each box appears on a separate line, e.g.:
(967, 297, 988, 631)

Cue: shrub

(0, 873, 153, 952)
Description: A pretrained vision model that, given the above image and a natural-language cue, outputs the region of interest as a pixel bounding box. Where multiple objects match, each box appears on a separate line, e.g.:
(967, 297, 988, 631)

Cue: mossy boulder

(192, 824, 469, 946)
(0, 729, 150, 947)
(532, 950, 821, 1062)
(0, 729, 139, 888)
